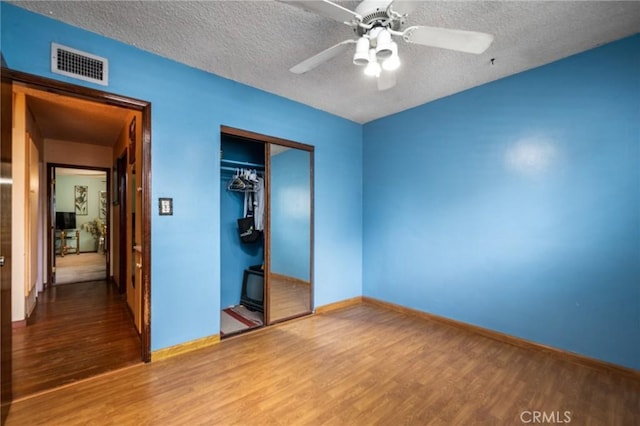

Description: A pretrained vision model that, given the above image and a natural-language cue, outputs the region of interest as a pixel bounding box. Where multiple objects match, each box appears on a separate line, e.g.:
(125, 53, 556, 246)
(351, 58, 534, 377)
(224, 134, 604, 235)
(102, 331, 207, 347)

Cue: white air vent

(51, 43, 108, 86)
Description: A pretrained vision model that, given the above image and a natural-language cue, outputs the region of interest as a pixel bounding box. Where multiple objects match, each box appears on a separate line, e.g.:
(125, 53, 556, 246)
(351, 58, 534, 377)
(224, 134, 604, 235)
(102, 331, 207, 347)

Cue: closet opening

(220, 135, 266, 337)
(219, 126, 314, 339)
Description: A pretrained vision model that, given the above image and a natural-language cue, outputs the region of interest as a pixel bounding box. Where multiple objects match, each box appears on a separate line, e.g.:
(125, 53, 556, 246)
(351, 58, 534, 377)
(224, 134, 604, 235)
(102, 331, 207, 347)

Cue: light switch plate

(159, 198, 173, 216)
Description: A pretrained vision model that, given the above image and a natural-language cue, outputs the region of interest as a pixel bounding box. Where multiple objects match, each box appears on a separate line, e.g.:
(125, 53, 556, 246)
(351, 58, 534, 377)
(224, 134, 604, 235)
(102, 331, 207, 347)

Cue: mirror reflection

(269, 145, 312, 322)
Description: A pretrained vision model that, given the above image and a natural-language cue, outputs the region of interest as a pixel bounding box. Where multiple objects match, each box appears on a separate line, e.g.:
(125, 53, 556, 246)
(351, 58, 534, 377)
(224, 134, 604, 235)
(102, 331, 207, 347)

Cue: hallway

(11, 281, 141, 400)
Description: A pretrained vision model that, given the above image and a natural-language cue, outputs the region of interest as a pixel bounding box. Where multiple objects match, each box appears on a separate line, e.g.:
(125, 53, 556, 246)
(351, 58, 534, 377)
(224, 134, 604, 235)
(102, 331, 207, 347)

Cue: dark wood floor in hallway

(5, 303, 639, 425)
(11, 280, 141, 400)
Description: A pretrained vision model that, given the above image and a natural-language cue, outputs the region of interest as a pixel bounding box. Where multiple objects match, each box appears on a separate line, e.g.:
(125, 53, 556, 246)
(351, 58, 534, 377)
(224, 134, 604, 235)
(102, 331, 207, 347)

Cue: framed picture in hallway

(113, 152, 127, 205)
(129, 116, 136, 165)
(99, 190, 107, 219)
(75, 185, 88, 216)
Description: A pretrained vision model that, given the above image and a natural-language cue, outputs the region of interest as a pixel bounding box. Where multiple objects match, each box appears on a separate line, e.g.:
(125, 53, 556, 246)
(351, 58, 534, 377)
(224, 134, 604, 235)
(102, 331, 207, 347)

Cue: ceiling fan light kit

(382, 42, 400, 71)
(364, 49, 382, 77)
(375, 28, 393, 59)
(353, 36, 370, 66)
(282, 0, 495, 91)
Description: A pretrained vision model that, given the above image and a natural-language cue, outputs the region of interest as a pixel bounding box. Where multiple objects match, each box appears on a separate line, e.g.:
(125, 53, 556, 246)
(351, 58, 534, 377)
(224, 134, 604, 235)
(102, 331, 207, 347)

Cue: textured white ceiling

(10, 1, 640, 124)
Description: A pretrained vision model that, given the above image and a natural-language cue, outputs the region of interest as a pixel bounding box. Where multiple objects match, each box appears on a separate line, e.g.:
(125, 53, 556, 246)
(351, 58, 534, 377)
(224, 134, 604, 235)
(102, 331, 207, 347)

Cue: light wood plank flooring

(6, 303, 639, 425)
(11, 280, 141, 400)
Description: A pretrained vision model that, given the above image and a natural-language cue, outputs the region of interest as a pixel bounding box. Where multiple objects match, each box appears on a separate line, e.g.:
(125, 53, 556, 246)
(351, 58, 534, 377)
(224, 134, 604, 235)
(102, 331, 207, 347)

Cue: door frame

(2, 68, 152, 362)
(1, 60, 14, 421)
(47, 164, 111, 287)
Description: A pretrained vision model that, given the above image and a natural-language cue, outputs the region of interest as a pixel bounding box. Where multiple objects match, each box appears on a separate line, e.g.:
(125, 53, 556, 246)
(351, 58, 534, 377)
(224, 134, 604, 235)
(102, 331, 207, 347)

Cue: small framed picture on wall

(75, 185, 88, 215)
(129, 116, 136, 165)
(99, 190, 107, 219)
(113, 151, 126, 205)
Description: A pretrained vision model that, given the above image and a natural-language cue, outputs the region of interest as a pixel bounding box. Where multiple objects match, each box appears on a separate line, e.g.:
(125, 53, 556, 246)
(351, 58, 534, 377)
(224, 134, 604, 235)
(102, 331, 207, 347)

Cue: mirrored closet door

(220, 126, 313, 336)
(266, 143, 313, 324)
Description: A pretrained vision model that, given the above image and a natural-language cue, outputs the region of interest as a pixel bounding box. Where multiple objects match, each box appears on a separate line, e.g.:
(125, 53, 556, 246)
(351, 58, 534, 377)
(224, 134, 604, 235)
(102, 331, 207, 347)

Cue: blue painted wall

(271, 148, 311, 281)
(1, 3, 363, 351)
(363, 35, 640, 370)
(220, 137, 264, 309)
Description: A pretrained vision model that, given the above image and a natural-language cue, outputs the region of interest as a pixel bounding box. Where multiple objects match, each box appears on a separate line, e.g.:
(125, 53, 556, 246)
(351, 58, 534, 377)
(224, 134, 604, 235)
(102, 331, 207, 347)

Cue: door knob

(0, 256, 4, 267)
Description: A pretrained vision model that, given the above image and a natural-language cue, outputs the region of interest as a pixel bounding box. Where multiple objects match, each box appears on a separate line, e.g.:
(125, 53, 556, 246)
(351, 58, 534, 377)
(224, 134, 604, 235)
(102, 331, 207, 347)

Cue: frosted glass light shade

(375, 29, 392, 59)
(382, 42, 400, 71)
(353, 37, 370, 66)
(364, 49, 381, 77)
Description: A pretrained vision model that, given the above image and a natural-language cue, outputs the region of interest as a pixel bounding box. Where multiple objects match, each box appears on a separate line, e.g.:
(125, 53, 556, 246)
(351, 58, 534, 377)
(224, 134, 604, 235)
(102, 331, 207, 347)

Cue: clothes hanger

(228, 168, 246, 191)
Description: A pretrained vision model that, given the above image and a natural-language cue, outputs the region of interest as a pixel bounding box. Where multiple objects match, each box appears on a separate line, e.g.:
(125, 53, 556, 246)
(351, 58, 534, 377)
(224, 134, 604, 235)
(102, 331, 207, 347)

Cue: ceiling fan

(281, 0, 494, 91)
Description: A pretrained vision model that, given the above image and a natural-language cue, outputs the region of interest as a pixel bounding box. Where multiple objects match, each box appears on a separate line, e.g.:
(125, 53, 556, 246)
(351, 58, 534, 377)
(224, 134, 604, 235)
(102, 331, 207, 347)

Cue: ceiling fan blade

(402, 25, 494, 54)
(290, 39, 357, 74)
(279, 1, 361, 24)
(387, 0, 418, 18)
(377, 70, 396, 91)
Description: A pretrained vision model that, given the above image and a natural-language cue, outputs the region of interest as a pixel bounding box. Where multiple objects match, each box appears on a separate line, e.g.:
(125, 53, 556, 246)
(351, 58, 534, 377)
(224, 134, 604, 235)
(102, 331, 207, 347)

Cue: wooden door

(1, 69, 14, 421)
(132, 170, 143, 332)
(117, 153, 127, 294)
(48, 165, 56, 286)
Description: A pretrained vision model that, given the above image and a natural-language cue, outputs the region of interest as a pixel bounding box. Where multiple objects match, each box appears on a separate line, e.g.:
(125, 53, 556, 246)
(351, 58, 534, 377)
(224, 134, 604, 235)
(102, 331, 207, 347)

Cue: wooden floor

(11, 280, 141, 400)
(6, 303, 639, 425)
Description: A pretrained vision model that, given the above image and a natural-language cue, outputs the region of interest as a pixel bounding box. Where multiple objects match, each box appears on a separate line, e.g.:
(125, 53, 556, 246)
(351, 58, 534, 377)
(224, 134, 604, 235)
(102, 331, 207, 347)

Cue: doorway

(1, 69, 152, 404)
(50, 166, 109, 286)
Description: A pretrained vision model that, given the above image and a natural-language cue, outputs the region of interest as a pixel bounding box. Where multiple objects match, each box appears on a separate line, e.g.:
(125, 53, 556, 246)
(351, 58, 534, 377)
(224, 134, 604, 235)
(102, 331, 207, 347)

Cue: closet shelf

(220, 159, 264, 169)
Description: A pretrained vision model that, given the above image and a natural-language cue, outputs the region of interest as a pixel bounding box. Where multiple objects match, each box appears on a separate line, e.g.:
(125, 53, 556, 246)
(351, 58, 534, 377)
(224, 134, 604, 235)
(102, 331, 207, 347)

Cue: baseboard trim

(315, 296, 363, 314)
(151, 334, 220, 362)
(362, 296, 640, 381)
(11, 319, 26, 329)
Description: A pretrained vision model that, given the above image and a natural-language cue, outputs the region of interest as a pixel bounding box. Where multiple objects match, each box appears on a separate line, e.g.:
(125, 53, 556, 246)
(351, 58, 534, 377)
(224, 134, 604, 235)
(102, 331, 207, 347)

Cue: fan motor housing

(353, 0, 403, 36)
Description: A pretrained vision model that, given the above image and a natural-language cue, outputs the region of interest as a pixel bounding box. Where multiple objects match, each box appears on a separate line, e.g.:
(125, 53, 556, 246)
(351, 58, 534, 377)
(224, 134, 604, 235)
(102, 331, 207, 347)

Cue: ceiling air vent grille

(51, 43, 109, 86)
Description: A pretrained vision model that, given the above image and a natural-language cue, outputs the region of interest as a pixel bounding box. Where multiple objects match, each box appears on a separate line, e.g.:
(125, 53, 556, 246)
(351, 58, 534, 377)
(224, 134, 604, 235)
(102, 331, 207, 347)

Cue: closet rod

(220, 166, 264, 174)
(220, 159, 264, 169)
